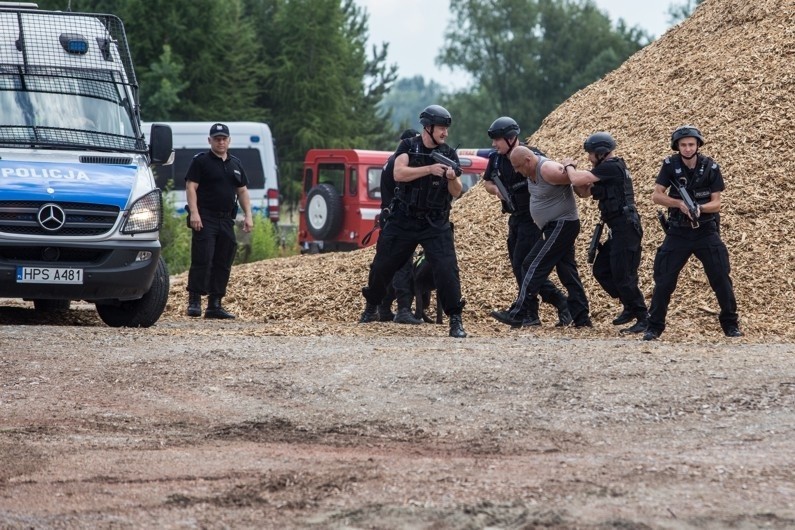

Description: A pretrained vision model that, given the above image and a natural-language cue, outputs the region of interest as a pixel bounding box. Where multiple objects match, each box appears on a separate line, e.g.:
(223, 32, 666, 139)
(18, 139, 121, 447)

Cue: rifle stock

(492, 174, 516, 213)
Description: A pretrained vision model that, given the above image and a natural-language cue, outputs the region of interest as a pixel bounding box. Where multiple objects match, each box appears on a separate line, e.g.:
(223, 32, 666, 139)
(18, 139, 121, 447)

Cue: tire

(33, 299, 71, 312)
(96, 257, 170, 328)
(305, 183, 343, 240)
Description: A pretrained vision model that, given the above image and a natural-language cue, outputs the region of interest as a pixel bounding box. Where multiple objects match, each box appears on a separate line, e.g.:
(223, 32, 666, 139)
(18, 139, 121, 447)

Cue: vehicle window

(304, 168, 313, 193)
(151, 147, 266, 191)
(317, 163, 345, 194)
(349, 168, 357, 196)
(368, 167, 382, 199)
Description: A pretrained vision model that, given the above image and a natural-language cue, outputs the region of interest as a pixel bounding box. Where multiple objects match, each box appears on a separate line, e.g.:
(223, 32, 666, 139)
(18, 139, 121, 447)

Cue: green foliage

(158, 185, 192, 275)
(141, 44, 189, 120)
(379, 76, 446, 132)
(246, 215, 279, 262)
(436, 0, 652, 146)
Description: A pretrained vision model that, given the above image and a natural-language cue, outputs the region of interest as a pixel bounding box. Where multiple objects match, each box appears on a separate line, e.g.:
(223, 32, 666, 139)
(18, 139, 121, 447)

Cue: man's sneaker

(449, 314, 467, 338)
(556, 303, 573, 327)
(643, 329, 661, 341)
(574, 319, 593, 328)
(522, 315, 541, 327)
(359, 302, 379, 323)
(621, 317, 649, 334)
(612, 309, 634, 325)
(394, 307, 423, 325)
(724, 326, 744, 337)
(490, 309, 523, 328)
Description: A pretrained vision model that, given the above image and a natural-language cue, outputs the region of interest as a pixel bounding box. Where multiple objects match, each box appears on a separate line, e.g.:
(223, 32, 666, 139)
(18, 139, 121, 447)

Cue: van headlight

(121, 189, 162, 234)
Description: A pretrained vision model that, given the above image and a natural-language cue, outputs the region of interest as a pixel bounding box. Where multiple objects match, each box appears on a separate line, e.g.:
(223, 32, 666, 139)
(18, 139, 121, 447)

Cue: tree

(667, 0, 704, 25)
(437, 0, 651, 146)
(379, 76, 446, 131)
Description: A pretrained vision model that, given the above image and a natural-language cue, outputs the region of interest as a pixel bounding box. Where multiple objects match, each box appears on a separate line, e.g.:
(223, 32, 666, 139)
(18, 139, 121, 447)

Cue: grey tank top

(526, 156, 579, 229)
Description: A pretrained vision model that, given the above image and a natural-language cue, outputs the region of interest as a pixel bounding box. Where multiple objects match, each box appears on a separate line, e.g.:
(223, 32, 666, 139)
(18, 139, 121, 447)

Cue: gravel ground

(1, 304, 794, 529)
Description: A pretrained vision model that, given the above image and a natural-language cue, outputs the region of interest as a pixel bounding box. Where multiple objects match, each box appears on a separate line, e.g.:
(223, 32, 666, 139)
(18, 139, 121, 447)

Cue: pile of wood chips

(164, 0, 795, 340)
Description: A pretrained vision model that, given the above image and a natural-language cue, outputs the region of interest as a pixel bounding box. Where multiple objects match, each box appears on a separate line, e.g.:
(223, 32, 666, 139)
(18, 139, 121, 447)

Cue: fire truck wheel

(305, 183, 344, 240)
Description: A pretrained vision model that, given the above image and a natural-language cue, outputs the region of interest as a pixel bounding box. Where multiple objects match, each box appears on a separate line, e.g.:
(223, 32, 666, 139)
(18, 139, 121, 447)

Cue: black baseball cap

(209, 123, 230, 137)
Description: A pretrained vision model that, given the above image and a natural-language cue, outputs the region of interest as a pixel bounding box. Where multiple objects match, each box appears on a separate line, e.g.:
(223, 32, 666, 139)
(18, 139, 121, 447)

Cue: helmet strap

(680, 149, 698, 161)
(595, 152, 608, 166)
(424, 125, 441, 146)
(506, 136, 518, 154)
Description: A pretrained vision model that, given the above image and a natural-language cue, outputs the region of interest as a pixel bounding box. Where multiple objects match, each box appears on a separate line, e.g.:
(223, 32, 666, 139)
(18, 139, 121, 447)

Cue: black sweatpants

(509, 219, 590, 325)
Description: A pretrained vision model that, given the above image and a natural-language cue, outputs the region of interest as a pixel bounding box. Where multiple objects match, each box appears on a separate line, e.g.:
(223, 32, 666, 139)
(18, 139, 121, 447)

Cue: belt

(200, 208, 235, 218)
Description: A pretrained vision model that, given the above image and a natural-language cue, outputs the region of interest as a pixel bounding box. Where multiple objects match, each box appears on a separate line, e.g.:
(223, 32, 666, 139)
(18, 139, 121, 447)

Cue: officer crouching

(359, 105, 467, 338)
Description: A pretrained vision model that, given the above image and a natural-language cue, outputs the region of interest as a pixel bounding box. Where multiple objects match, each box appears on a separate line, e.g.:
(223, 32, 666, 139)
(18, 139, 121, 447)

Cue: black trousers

(187, 212, 237, 297)
(509, 219, 590, 325)
(508, 213, 567, 315)
(647, 223, 739, 334)
(592, 219, 647, 317)
(363, 212, 464, 316)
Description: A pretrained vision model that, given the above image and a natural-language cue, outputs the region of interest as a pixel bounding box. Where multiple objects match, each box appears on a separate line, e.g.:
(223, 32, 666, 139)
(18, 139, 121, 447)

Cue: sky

(356, 0, 676, 91)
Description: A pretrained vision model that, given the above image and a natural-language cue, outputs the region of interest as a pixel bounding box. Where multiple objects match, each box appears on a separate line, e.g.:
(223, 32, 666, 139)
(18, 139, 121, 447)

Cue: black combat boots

(205, 296, 235, 319)
(359, 302, 379, 323)
(187, 292, 202, 318)
(449, 314, 467, 338)
(394, 307, 423, 325)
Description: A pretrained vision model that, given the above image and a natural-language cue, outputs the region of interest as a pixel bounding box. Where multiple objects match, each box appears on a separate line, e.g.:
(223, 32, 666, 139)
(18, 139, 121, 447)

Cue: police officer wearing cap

(565, 132, 648, 333)
(359, 105, 467, 338)
(483, 117, 571, 327)
(643, 125, 742, 340)
(185, 123, 253, 319)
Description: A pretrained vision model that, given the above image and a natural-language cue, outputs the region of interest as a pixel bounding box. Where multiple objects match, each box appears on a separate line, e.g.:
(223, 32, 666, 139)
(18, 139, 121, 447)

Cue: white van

(142, 121, 280, 222)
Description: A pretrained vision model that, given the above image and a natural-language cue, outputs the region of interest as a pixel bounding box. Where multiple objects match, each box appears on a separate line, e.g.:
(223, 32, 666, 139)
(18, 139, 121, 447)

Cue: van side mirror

(148, 123, 174, 166)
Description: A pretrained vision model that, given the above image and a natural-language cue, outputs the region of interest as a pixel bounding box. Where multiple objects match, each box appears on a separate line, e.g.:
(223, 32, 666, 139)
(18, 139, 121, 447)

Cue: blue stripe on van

(0, 161, 136, 209)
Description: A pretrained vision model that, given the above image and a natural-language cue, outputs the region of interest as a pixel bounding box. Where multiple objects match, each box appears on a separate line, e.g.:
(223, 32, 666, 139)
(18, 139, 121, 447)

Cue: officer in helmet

(564, 132, 648, 333)
(641, 126, 742, 340)
(358, 105, 468, 338)
(483, 116, 571, 327)
(375, 128, 423, 325)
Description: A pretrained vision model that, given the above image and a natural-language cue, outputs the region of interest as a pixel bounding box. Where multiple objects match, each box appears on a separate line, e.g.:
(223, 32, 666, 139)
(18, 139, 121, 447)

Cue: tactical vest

(396, 136, 454, 216)
(666, 154, 716, 227)
(590, 157, 637, 222)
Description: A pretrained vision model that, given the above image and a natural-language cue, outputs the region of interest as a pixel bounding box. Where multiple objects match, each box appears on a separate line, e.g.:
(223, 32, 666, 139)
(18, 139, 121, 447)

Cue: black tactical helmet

(583, 132, 616, 154)
(419, 105, 452, 127)
(487, 116, 520, 139)
(670, 125, 705, 151)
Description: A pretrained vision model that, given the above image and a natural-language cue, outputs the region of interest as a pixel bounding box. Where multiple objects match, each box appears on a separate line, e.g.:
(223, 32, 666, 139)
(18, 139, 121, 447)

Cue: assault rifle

(430, 150, 463, 177)
(587, 221, 604, 264)
(675, 178, 700, 228)
(491, 173, 516, 213)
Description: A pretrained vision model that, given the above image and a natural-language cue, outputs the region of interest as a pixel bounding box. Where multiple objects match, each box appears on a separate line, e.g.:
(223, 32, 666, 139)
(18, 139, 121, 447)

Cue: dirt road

(1, 307, 794, 529)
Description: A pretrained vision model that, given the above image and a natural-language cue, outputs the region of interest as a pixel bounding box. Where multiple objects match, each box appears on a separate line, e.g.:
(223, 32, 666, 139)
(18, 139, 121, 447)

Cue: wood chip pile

(164, 0, 795, 340)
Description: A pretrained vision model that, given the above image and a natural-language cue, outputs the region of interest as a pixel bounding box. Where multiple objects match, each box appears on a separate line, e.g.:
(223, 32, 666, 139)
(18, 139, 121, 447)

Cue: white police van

(142, 121, 281, 222)
(0, 4, 174, 327)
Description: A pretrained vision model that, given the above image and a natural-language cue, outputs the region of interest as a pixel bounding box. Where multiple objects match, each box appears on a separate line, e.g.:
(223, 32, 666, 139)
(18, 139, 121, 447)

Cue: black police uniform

(646, 153, 739, 335)
(185, 150, 248, 298)
(483, 149, 568, 321)
(377, 151, 414, 314)
(363, 136, 465, 317)
(588, 157, 647, 319)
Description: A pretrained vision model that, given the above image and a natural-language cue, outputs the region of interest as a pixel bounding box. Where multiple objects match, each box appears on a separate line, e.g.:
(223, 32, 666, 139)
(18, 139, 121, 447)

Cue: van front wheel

(305, 183, 343, 240)
(96, 257, 170, 328)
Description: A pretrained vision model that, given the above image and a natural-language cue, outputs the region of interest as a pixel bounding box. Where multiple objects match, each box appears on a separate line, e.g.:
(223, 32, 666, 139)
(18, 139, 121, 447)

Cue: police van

(0, 4, 174, 327)
(142, 121, 280, 222)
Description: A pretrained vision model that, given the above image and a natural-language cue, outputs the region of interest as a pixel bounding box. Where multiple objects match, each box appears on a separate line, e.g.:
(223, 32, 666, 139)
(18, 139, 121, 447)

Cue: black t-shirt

(185, 150, 249, 212)
(655, 153, 724, 224)
(590, 156, 625, 186)
(484, 151, 530, 213)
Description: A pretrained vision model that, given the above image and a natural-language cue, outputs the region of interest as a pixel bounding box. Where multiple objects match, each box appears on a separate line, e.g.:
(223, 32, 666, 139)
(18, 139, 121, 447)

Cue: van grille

(0, 247, 108, 264)
(79, 156, 133, 165)
(0, 201, 120, 236)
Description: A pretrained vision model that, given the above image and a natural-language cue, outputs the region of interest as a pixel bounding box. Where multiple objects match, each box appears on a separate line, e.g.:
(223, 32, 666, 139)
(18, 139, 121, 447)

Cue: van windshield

(0, 67, 142, 152)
